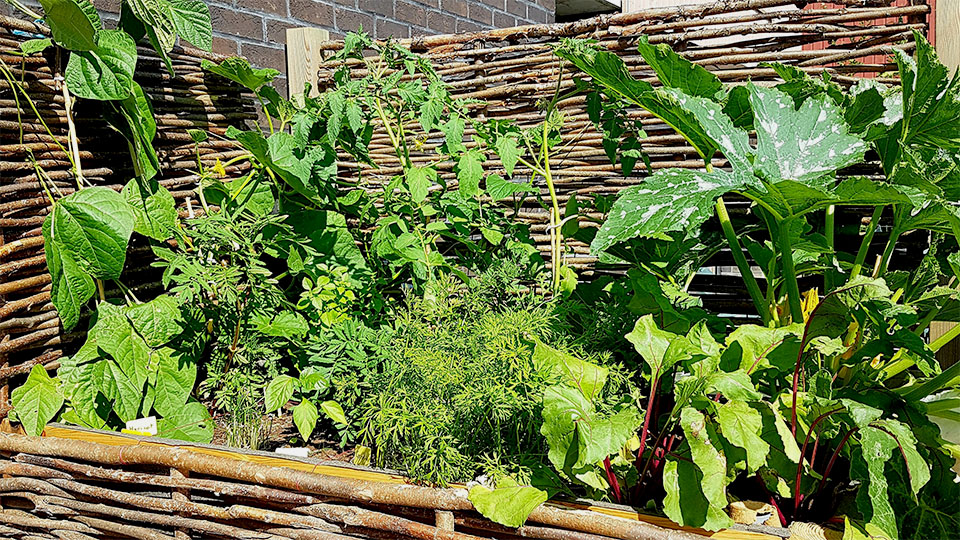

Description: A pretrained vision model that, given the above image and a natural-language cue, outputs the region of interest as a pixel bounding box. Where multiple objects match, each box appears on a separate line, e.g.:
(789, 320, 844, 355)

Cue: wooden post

(935, 0, 960, 75)
(285, 27, 330, 99)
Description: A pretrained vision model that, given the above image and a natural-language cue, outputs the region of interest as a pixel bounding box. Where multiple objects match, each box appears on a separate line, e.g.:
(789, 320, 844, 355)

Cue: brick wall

(6, 0, 554, 99)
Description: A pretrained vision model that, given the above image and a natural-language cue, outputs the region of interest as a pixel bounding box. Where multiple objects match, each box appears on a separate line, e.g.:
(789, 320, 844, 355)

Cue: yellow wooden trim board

(42, 425, 780, 540)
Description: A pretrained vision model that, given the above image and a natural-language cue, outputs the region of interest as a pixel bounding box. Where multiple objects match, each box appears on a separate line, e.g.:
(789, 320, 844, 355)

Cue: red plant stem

(602, 457, 622, 504)
(816, 428, 858, 496)
(634, 375, 660, 473)
(793, 408, 843, 521)
(756, 475, 786, 527)
(809, 426, 822, 469)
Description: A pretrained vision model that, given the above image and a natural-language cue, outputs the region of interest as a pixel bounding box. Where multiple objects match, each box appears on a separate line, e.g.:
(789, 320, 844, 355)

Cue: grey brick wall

(7, 0, 555, 98)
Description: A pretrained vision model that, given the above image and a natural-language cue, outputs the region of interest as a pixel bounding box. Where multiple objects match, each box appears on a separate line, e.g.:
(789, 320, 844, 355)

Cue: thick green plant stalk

(778, 223, 804, 323)
(825, 205, 836, 290)
(902, 358, 960, 401)
(876, 228, 902, 276)
(715, 197, 769, 325)
(849, 207, 883, 281)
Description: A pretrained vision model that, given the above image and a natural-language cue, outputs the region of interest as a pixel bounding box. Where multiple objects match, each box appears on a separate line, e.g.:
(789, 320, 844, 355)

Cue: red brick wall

(9, 0, 555, 99)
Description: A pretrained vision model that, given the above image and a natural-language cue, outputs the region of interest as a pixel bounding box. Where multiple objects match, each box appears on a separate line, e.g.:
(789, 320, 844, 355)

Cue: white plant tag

(275, 447, 310, 458)
(124, 416, 158, 436)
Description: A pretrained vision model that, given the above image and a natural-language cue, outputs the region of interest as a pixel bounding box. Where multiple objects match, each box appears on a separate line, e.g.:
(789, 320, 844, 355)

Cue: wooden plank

(935, 0, 960, 74)
(285, 27, 330, 99)
(40, 425, 783, 540)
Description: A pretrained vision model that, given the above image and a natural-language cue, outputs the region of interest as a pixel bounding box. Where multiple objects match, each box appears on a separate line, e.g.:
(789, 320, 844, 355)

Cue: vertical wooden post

(286, 27, 330, 99)
(171, 468, 190, 540)
(935, 0, 960, 75)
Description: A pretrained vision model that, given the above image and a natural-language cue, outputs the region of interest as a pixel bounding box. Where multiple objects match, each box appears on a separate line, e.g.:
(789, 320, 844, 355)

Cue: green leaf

(204, 177, 275, 217)
(11, 365, 64, 436)
(468, 480, 548, 528)
(65, 29, 138, 101)
(202, 57, 279, 92)
(850, 426, 899, 539)
(168, 0, 211, 50)
(59, 360, 110, 430)
(636, 35, 722, 99)
(662, 407, 734, 531)
(228, 129, 316, 201)
(724, 323, 802, 374)
(38, 0, 99, 51)
(495, 136, 521, 177)
(896, 31, 960, 150)
(264, 375, 297, 413)
(122, 179, 177, 241)
(406, 166, 435, 203)
(157, 400, 213, 443)
(293, 399, 319, 440)
(252, 311, 308, 338)
(540, 385, 640, 471)
(625, 314, 694, 381)
(20, 38, 53, 55)
(125, 294, 183, 347)
(91, 310, 151, 391)
(101, 359, 141, 422)
(871, 419, 930, 497)
(486, 173, 535, 201)
(43, 217, 95, 331)
(662, 88, 752, 171)
(106, 82, 160, 180)
(319, 400, 347, 425)
(706, 371, 762, 401)
(48, 187, 135, 279)
(749, 84, 867, 184)
(717, 400, 769, 473)
(152, 347, 197, 417)
(532, 340, 608, 400)
(590, 168, 757, 254)
(457, 149, 484, 197)
(125, 0, 176, 54)
(187, 129, 208, 143)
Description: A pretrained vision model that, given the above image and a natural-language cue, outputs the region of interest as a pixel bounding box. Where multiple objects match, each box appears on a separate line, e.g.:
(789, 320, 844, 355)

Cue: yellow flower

(801, 288, 819, 322)
(213, 158, 227, 178)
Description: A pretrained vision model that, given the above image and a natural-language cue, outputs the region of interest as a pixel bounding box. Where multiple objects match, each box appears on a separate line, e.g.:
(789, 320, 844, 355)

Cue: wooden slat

(42, 424, 783, 540)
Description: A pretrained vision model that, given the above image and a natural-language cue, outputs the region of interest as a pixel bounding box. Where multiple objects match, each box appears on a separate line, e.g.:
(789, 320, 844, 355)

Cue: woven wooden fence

(0, 14, 256, 415)
(311, 0, 930, 314)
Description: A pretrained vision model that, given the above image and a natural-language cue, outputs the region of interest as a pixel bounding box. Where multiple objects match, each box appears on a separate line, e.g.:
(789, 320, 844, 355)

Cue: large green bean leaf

(38, 0, 99, 51)
(168, 0, 211, 50)
(42, 218, 95, 331)
(11, 365, 64, 436)
(48, 187, 135, 280)
(65, 29, 137, 101)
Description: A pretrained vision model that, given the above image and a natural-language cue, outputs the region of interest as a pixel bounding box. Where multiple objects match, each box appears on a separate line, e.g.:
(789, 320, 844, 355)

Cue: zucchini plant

(471, 32, 960, 539)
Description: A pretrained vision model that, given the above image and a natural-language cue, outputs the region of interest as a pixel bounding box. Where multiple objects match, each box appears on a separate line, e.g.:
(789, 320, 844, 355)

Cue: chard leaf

(541, 385, 640, 471)
(723, 323, 803, 374)
(48, 186, 135, 280)
(850, 426, 900, 539)
(717, 400, 769, 473)
(532, 340, 608, 400)
(11, 365, 64, 436)
(590, 168, 757, 254)
(756, 402, 801, 498)
(468, 479, 548, 528)
(65, 29, 138, 101)
(663, 407, 733, 531)
(707, 371, 761, 401)
(749, 85, 866, 184)
(636, 35, 722, 99)
(871, 419, 930, 497)
(625, 314, 693, 381)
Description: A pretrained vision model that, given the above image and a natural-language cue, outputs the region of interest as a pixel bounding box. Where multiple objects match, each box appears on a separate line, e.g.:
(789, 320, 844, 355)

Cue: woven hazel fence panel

(0, 426, 785, 540)
(313, 0, 930, 314)
(0, 15, 256, 415)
